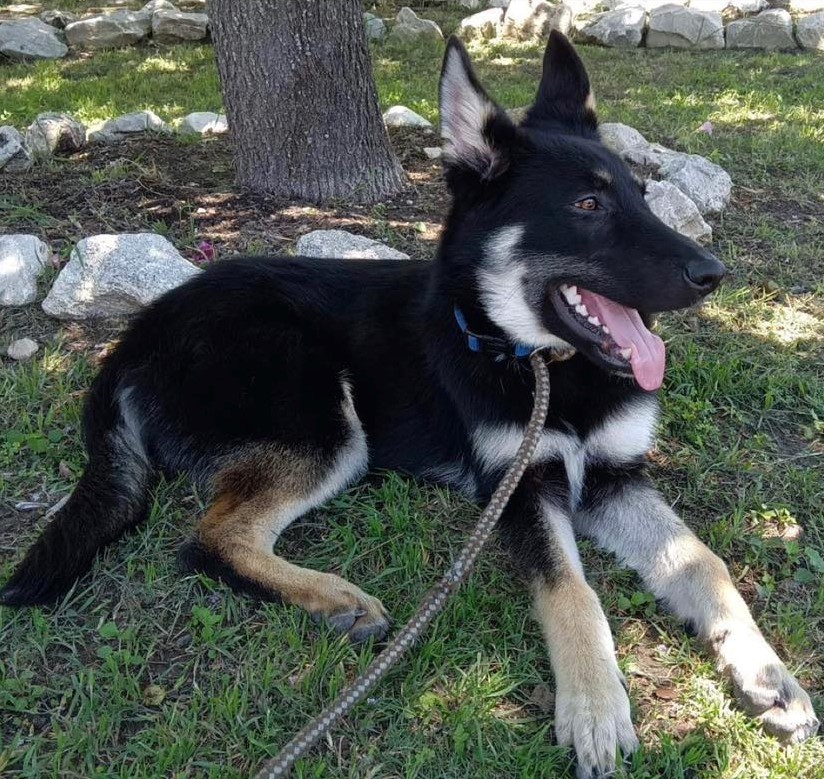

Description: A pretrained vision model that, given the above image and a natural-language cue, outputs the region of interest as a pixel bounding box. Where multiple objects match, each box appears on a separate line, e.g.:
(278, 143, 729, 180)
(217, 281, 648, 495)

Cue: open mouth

(552, 284, 666, 391)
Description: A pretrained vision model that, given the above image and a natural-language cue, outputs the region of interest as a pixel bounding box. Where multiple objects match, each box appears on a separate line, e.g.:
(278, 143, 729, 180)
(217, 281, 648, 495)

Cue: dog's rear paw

(732, 662, 820, 744)
(555, 666, 639, 779)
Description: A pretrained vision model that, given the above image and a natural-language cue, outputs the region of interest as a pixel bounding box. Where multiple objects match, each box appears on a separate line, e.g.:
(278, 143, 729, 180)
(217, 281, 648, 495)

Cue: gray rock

(0, 234, 50, 306)
(726, 9, 797, 50)
(0, 18, 68, 60)
(39, 10, 77, 29)
(504, 0, 573, 40)
(581, 6, 646, 47)
(0, 126, 34, 173)
(25, 112, 86, 157)
(646, 5, 724, 48)
(179, 111, 227, 135)
(659, 153, 731, 214)
(459, 8, 505, 39)
(688, 0, 767, 11)
(645, 180, 712, 244)
(796, 11, 824, 50)
(7, 338, 39, 361)
(88, 110, 170, 143)
(423, 146, 442, 159)
(152, 9, 208, 42)
(788, 0, 824, 11)
(603, 0, 685, 8)
(383, 105, 433, 128)
(296, 230, 409, 261)
(598, 122, 665, 166)
(459, 0, 484, 8)
(142, 0, 177, 12)
(64, 11, 152, 49)
(364, 13, 386, 40)
(390, 7, 444, 43)
(42, 234, 200, 319)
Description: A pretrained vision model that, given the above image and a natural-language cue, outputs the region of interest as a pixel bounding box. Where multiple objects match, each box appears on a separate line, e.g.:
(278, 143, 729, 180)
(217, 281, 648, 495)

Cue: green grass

(2, 18, 824, 779)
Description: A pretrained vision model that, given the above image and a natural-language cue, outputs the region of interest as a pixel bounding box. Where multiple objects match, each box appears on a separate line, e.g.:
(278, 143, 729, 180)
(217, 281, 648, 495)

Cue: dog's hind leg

(575, 469, 820, 744)
(499, 473, 639, 779)
(179, 384, 389, 644)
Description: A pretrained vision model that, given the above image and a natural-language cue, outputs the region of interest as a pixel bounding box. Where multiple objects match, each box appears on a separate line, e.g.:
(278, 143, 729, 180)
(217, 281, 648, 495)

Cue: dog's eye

(575, 197, 599, 211)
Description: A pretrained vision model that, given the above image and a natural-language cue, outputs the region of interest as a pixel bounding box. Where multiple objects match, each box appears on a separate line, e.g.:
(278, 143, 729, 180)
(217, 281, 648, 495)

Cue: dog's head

(437, 33, 725, 391)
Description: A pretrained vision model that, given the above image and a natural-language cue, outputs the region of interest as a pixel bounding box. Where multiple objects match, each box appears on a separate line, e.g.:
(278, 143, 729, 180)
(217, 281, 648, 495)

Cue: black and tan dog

(2, 33, 817, 777)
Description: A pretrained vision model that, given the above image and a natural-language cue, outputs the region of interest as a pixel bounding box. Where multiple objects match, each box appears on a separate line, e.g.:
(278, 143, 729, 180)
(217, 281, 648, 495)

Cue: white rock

(364, 13, 386, 40)
(88, 110, 170, 143)
(726, 9, 797, 50)
(390, 7, 444, 43)
(39, 9, 77, 29)
(598, 122, 663, 166)
(423, 146, 443, 160)
(25, 112, 86, 157)
(581, 6, 646, 47)
(296, 230, 409, 261)
(688, 0, 767, 11)
(645, 180, 712, 244)
(383, 105, 433, 128)
(796, 11, 824, 50)
(659, 153, 731, 214)
(459, 8, 506, 39)
(0, 235, 50, 306)
(646, 5, 724, 48)
(6, 338, 39, 361)
(0, 126, 34, 173)
(142, 0, 177, 13)
(0, 18, 68, 60)
(42, 234, 200, 319)
(64, 11, 152, 49)
(152, 9, 208, 42)
(504, 0, 573, 40)
(788, 0, 824, 11)
(179, 111, 227, 135)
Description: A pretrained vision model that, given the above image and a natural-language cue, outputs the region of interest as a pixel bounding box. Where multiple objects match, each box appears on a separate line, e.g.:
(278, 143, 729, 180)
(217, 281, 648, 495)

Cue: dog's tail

(0, 367, 156, 607)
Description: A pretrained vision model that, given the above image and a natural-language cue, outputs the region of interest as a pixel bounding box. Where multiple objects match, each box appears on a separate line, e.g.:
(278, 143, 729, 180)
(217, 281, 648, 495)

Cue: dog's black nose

(684, 254, 726, 292)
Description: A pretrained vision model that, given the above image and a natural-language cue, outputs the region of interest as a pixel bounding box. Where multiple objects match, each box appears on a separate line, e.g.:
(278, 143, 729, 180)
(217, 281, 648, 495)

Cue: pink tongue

(578, 289, 666, 391)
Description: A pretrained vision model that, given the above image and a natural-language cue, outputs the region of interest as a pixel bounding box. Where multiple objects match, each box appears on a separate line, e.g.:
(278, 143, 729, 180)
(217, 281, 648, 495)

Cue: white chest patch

(471, 398, 659, 509)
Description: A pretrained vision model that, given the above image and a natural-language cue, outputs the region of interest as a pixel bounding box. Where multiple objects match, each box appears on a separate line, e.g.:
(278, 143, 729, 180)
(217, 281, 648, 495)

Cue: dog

(1, 32, 818, 777)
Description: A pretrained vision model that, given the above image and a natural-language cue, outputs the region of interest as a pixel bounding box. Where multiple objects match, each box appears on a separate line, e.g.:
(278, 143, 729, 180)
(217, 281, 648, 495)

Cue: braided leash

(253, 349, 564, 779)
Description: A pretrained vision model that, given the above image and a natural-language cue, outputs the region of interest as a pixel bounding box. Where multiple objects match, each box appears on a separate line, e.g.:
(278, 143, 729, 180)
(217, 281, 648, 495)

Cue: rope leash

(253, 349, 564, 779)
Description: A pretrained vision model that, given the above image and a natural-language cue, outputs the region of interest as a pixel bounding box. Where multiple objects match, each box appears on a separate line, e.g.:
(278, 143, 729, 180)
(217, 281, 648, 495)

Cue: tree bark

(209, 0, 405, 204)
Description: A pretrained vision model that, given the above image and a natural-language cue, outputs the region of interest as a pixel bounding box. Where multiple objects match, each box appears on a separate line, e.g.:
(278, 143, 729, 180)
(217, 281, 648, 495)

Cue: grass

(2, 10, 824, 779)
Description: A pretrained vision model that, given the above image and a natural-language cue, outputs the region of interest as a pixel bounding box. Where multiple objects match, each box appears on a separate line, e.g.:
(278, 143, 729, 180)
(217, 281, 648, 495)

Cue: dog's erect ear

(523, 30, 598, 137)
(439, 37, 516, 182)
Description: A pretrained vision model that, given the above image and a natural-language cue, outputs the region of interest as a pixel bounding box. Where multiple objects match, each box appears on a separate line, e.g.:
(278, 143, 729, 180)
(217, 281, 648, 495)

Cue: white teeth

(603, 326, 610, 334)
(620, 347, 632, 360)
(575, 304, 588, 316)
(561, 285, 581, 306)
(587, 316, 601, 326)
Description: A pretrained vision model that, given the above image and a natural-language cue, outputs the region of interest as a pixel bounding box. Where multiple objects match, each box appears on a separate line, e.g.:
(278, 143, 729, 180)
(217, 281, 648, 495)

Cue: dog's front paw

(554, 665, 639, 779)
(730, 661, 819, 743)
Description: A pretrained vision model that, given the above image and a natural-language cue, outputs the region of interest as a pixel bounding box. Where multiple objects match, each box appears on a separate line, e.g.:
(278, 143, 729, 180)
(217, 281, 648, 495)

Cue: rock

(646, 5, 724, 48)
(459, 8, 506, 39)
(6, 338, 39, 361)
(658, 153, 732, 214)
(688, 0, 767, 11)
(459, 0, 484, 8)
(603, 0, 684, 8)
(64, 11, 152, 49)
(88, 110, 170, 143)
(423, 146, 442, 159)
(151, 9, 208, 42)
(726, 9, 797, 50)
(598, 122, 664, 166)
(179, 111, 227, 135)
(364, 13, 386, 40)
(42, 234, 200, 319)
(645, 180, 712, 244)
(488, 0, 512, 8)
(0, 235, 50, 306)
(580, 6, 646, 47)
(25, 112, 86, 157)
(142, 0, 177, 12)
(296, 230, 409, 261)
(788, 0, 824, 11)
(39, 9, 77, 29)
(796, 11, 824, 50)
(0, 18, 68, 60)
(390, 7, 444, 43)
(383, 105, 433, 128)
(504, 0, 573, 40)
(0, 126, 34, 173)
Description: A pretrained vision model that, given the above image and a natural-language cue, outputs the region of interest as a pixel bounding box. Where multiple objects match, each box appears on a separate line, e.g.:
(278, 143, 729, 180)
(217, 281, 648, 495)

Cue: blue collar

(453, 305, 535, 360)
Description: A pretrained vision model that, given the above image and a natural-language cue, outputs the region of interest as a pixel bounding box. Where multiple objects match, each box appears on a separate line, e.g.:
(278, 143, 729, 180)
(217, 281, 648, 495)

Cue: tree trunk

(209, 0, 405, 204)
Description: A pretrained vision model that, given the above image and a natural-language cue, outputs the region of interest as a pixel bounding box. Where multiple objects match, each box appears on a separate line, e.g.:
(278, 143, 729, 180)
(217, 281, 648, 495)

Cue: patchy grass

(2, 22, 824, 779)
